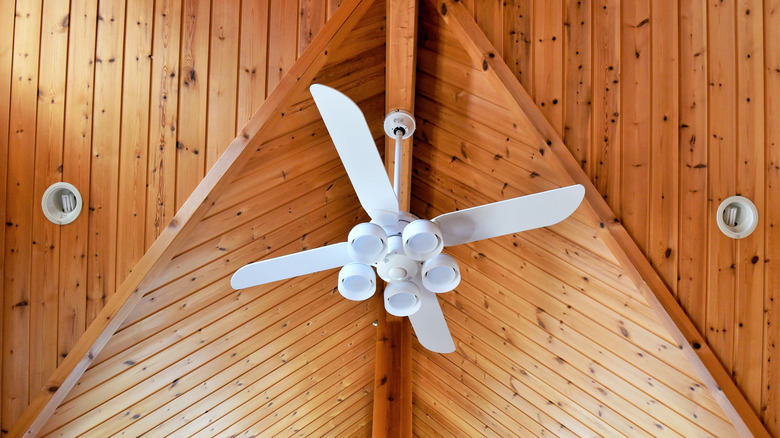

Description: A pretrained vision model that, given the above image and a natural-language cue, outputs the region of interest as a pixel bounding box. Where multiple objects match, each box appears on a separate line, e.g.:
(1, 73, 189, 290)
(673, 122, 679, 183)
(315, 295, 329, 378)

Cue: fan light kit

(716, 196, 758, 239)
(231, 84, 585, 353)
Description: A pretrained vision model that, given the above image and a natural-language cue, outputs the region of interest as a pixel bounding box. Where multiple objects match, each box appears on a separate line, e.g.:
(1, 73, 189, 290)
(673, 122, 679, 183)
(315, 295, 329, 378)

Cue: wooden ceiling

(1, 0, 778, 436)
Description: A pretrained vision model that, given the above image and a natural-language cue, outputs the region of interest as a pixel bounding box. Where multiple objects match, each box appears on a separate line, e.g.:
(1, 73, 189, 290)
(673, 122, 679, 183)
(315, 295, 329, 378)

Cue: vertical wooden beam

(373, 302, 413, 437)
(374, 1, 417, 437)
(384, 0, 417, 209)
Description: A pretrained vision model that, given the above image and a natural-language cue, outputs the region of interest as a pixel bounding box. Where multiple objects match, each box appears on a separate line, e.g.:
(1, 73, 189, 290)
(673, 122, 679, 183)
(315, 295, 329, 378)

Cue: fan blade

(231, 242, 352, 289)
(409, 286, 456, 353)
(310, 84, 399, 225)
(433, 184, 585, 247)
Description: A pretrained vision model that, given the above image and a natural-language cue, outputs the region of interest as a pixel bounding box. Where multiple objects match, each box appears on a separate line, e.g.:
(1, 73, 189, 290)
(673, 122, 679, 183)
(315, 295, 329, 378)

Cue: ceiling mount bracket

(383, 109, 415, 139)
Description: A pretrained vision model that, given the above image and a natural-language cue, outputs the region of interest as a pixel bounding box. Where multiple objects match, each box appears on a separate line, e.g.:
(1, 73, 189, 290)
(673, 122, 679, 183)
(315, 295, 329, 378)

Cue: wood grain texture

(146, 0, 182, 246)
(426, 0, 768, 435)
(237, 0, 269, 127)
(590, 0, 620, 214)
(205, 0, 239, 171)
(0, 0, 14, 426)
(533, 0, 563, 135)
(3, 0, 43, 429)
(28, 0, 69, 407)
(8, 0, 380, 435)
(706, 0, 738, 380)
(176, 0, 210, 211)
(116, 0, 154, 289)
(648, 0, 678, 296)
(619, 0, 650, 255)
(733, 0, 765, 416)
(2, 0, 780, 435)
(763, 1, 780, 433)
(87, 0, 126, 324)
(562, 0, 591, 170)
(444, 0, 777, 433)
(678, 0, 708, 336)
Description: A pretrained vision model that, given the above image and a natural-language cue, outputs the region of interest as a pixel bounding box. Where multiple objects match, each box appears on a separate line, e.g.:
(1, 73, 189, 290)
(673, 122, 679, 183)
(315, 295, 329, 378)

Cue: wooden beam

(8, 1, 376, 435)
(373, 304, 413, 437)
(384, 0, 418, 210)
(427, 1, 770, 437)
(373, 2, 417, 437)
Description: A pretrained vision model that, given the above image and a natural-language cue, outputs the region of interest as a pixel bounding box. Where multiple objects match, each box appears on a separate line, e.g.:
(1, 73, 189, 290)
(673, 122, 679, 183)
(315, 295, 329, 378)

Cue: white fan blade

(231, 242, 352, 289)
(310, 84, 399, 225)
(433, 184, 585, 247)
(409, 282, 456, 353)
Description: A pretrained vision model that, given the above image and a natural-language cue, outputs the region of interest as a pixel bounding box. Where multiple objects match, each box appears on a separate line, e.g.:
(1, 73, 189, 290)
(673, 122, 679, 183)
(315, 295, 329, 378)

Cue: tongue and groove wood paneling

(409, 10, 740, 436)
(427, 0, 779, 434)
(3, 0, 779, 436)
(0, 0, 351, 432)
(34, 3, 387, 435)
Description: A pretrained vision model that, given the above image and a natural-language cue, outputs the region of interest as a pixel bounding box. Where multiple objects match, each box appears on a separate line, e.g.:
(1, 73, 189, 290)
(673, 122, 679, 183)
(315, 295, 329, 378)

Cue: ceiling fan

(231, 84, 585, 353)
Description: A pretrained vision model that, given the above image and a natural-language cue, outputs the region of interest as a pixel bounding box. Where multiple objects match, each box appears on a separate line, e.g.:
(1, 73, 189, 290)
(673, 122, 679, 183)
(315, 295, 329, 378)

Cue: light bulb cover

(715, 196, 759, 239)
(384, 280, 422, 316)
(41, 182, 83, 225)
(402, 219, 444, 261)
(347, 222, 388, 264)
(421, 253, 461, 293)
(338, 263, 376, 301)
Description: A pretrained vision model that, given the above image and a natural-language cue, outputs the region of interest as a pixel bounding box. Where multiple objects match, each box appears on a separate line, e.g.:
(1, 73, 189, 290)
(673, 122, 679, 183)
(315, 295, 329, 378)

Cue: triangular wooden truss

(10, 0, 769, 436)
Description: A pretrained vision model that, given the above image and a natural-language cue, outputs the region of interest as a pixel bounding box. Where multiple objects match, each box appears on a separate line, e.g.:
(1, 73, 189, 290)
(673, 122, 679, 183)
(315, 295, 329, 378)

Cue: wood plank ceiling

(22, 2, 387, 436)
(0, 0, 778, 436)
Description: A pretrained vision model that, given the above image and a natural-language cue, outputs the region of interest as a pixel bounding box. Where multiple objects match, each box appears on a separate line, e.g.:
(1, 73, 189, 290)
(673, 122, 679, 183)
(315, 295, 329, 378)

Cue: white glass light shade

(347, 222, 388, 264)
(421, 254, 461, 293)
(338, 263, 376, 301)
(384, 281, 422, 316)
(402, 220, 444, 261)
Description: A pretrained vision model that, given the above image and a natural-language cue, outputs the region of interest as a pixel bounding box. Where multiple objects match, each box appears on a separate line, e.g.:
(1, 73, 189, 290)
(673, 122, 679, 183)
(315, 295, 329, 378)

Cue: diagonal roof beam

(373, 1, 418, 437)
(427, 1, 770, 436)
(9, 0, 377, 435)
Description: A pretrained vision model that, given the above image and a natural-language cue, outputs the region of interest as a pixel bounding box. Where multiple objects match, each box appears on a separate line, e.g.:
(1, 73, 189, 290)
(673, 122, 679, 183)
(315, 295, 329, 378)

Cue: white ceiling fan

(231, 84, 585, 353)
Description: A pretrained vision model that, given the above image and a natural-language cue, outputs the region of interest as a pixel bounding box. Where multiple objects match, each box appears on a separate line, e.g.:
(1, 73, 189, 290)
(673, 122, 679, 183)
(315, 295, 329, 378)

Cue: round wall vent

(715, 196, 758, 239)
(42, 182, 83, 225)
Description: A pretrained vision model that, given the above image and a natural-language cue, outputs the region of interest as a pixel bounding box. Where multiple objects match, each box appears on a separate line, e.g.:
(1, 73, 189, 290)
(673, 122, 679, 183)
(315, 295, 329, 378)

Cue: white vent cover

(42, 182, 83, 225)
(716, 195, 758, 239)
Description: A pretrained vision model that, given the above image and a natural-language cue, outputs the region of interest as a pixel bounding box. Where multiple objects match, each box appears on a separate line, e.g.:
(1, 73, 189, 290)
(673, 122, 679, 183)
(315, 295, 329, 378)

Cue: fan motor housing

(375, 235, 420, 282)
(372, 212, 461, 296)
